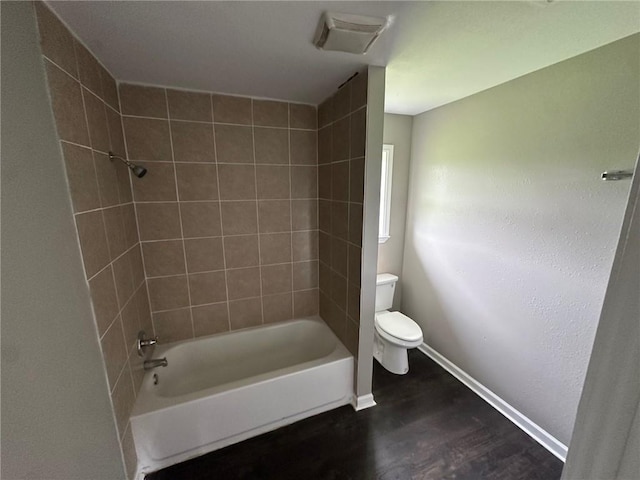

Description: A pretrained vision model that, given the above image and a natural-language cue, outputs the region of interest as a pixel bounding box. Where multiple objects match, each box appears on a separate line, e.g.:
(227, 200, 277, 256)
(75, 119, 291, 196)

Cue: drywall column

(356, 66, 386, 402)
(1, 2, 125, 479)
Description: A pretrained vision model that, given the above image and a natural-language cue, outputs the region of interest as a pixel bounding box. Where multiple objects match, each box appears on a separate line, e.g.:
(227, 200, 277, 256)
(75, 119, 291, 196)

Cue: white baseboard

(351, 393, 377, 411)
(417, 343, 568, 462)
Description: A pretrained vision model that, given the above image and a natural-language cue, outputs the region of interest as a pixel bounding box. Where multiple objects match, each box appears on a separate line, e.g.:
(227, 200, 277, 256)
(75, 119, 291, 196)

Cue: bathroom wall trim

(351, 393, 377, 411)
(417, 343, 568, 461)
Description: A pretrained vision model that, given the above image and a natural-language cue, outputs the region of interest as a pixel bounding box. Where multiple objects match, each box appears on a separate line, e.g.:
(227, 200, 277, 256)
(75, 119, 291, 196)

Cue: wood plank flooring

(146, 350, 564, 479)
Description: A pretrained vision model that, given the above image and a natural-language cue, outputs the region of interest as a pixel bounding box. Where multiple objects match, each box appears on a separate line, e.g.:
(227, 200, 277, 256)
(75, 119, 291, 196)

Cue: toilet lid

(375, 311, 422, 342)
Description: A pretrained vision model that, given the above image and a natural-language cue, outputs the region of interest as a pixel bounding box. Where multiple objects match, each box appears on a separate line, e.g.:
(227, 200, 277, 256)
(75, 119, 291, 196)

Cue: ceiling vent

(314, 12, 389, 55)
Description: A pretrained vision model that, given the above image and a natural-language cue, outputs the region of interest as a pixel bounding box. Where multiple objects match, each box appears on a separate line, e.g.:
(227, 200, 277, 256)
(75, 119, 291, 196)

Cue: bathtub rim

(152, 315, 330, 355)
(131, 316, 352, 417)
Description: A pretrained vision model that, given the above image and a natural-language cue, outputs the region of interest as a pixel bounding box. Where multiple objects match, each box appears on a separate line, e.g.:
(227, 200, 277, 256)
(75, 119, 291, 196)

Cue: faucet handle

(137, 331, 158, 357)
(140, 337, 157, 347)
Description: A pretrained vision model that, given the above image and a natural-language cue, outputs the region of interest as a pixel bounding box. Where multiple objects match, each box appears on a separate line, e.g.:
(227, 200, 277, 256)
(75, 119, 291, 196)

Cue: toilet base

(373, 331, 410, 375)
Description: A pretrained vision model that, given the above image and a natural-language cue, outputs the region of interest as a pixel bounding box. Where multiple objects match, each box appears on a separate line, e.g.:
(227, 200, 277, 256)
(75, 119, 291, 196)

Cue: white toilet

(374, 273, 423, 374)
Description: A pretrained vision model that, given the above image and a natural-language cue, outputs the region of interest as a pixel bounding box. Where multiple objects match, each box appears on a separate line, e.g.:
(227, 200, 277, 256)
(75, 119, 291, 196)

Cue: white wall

(1, 3, 125, 478)
(401, 34, 640, 445)
(357, 66, 386, 400)
(378, 113, 412, 309)
(562, 156, 639, 478)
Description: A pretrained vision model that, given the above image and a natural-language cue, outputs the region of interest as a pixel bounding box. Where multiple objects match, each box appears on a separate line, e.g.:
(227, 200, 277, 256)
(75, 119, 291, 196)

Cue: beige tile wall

(119, 83, 320, 343)
(35, 3, 143, 477)
(36, 4, 320, 469)
(317, 71, 368, 356)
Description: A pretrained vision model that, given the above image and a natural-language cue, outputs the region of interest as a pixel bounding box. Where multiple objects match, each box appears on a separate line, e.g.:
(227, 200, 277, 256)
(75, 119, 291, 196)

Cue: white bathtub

(130, 316, 354, 476)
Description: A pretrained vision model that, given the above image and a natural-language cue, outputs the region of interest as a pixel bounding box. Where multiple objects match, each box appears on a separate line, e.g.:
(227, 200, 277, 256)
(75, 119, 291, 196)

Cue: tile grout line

(136, 229, 319, 244)
(147, 290, 315, 316)
(85, 239, 138, 283)
(42, 2, 120, 100)
(211, 95, 233, 334)
(326, 102, 340, 330)
(113, 254, 138, 398)
(98, 279, 143, 343)
(42, 54, 80, 87)
(121, 159, 330, 167)
(86, 68, 138, 389)
(59, 138, 107, 155)
(108, 110, 138, 346)
(121, 421, 134, 474)
(133, 196, 325, 204)
(288, 104, 295, 319)
(345, 104, 352, 338)
(126, 282, 147, 353)
(164, 87, 196, 339)
(251, 99, 265, 325)
(344, 94, 359, 339)
(103, 86, 130, 209)
(110, 357, 127, 396)
(126, 129, 158, 337)
(143, 259, 316, 280)
(119, 112, 317, 131)
(315, 107, 321, 313)
(73, 45, 127, 376)
(121, 80, 319, 108)
(109, 351, 134, 410)
(75, 201, 134, 216)
(119, 78, 155, 347)
(42, 53, 119, 118)
(71, 200, 135, 218)
(105, 313, 130, 395)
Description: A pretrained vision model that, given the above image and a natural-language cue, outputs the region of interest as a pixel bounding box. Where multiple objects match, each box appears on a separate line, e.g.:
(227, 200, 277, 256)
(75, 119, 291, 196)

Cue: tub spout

(144, 357, 168, 370)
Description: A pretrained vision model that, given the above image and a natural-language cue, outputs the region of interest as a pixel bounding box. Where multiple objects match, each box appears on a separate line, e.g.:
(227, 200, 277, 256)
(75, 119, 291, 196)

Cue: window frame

(379, 144, 394, 243)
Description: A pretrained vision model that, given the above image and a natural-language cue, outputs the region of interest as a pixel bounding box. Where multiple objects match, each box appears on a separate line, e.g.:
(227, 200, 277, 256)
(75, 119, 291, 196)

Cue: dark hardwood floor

(146, 350, 563, 480)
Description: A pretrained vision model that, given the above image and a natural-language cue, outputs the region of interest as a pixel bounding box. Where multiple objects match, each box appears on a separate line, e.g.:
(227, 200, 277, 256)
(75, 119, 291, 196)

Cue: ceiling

(48, 1, 640, 116)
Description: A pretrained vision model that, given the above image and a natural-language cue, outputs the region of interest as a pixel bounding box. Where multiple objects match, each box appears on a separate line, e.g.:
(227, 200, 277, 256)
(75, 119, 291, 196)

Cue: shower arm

(109, 151, 133, 168)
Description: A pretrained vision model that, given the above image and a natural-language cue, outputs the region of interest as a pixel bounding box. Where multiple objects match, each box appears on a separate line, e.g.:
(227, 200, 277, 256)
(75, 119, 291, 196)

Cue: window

(379, 144, 394, 243)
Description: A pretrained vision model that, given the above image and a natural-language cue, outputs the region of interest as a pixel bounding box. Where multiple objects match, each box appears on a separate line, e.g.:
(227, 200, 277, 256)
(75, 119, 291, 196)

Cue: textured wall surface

(402, 34, 640, 445)
(317, 71, 368, 356)
(562, 155, 639, 479)
(378, 113, 413, 309)
(119, 83, 319, 342)
(1, 2, 125, 478)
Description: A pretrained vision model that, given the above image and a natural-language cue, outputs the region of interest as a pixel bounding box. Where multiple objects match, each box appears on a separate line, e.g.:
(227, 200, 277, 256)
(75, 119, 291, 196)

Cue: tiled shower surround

(36, 2, 367, 477)
(119, 84, 319, 342)
(317, 72, 368, 357)
(35, 3, 142, 477)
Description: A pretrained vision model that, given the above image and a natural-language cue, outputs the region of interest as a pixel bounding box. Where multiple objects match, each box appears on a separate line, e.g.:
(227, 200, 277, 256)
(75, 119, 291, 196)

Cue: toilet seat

(375, 311, 423, 345)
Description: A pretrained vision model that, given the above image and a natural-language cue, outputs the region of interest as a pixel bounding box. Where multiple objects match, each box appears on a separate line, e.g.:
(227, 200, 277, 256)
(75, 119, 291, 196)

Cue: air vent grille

(314, 12, 389, 55)
(332, 18, 384, 34)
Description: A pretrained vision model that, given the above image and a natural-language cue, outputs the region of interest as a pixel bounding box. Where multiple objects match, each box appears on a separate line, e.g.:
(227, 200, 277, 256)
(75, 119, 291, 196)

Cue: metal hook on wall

(601, 170, 634, 181)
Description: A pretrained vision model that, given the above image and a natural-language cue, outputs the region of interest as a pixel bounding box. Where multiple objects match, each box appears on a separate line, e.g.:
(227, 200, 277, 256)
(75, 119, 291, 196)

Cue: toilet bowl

(373, 274, 423, 374)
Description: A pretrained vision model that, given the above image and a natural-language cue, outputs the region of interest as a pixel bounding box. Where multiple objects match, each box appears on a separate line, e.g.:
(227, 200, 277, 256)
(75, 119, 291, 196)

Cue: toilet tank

(376, 273, 398, 312)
